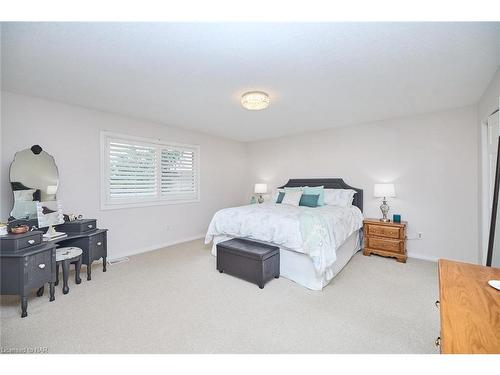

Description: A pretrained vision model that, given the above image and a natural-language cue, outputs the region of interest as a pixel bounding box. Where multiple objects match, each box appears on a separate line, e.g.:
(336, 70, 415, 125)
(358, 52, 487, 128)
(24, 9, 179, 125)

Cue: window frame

(100, 131, 200, 210)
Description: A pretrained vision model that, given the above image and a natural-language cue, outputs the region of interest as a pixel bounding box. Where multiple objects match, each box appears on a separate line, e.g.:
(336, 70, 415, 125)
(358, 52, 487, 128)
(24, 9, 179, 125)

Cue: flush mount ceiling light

(241, 91, 270, 110)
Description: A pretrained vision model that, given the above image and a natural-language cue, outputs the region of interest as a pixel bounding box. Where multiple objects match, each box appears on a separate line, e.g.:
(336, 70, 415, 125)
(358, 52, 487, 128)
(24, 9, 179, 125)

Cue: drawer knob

(97, 242, 102, 246)
(88, 224, 93, 228)
(435, 300, 440, 308)
(38, 263, 46, 269)
(28, 239, 35, 245)
(435, 337, 441, 348)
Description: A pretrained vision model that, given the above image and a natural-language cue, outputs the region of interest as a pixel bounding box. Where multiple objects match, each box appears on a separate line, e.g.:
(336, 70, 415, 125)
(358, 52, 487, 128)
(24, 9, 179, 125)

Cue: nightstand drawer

(366, 237, 404, 253)
(366, 224, 402, 239)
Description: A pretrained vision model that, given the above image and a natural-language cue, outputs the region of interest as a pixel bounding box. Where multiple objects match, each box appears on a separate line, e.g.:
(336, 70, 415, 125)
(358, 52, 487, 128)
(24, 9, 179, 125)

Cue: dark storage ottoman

(216, 238, 280, 289)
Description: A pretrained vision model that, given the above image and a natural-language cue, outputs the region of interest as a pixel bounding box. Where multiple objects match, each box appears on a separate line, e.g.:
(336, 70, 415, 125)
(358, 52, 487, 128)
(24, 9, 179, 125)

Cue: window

(101, 132, 200, 209)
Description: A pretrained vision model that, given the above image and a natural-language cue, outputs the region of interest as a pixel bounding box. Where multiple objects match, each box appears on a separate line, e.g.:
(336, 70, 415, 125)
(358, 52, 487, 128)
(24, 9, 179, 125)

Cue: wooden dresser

(363, 219, 407, 263)
(438, 259, 500, 354)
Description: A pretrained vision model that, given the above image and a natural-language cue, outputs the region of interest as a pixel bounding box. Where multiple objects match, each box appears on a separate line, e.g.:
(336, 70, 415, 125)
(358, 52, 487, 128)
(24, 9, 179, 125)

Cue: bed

(205, 178, 364, 290)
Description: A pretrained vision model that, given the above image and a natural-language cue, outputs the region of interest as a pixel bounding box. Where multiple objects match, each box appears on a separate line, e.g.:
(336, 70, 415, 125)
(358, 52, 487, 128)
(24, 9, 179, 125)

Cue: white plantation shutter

(108, 140, 157, 200)
(161, 146, 198, 200)
(102, 132, 199, 208)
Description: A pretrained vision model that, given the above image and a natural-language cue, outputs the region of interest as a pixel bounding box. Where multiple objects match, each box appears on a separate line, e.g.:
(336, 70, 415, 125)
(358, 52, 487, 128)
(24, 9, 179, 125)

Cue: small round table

(55, 247, 83, 294)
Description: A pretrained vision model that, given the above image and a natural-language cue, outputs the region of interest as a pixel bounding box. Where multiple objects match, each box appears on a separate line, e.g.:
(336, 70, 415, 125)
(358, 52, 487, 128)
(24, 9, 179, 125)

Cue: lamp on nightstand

(254, 183, 267, 204)
(374, 183, 396, 222)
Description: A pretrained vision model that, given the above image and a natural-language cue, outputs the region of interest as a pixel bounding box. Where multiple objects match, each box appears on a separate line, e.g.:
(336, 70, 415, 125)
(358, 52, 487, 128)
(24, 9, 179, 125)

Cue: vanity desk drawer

(90, 232, 106, 257)
(0, 231, 43, 253)
(26, 248, 54, 288)
(57, 219, 97, 233)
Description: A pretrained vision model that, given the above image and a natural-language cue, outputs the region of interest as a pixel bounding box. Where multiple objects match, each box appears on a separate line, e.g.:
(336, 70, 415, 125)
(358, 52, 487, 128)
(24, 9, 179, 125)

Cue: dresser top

(438, 259, 500, 354)
(363, 218, 407, 226)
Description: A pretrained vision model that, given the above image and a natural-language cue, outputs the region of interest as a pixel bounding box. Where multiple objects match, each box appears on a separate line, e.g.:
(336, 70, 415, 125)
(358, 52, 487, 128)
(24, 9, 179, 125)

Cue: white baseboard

(108, 233, 206, 261)
(407, 252, 439, 262)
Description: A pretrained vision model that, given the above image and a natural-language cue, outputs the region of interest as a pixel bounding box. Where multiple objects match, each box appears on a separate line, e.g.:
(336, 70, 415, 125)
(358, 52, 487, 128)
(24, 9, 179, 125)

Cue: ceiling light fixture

(241, 91, 270, 110)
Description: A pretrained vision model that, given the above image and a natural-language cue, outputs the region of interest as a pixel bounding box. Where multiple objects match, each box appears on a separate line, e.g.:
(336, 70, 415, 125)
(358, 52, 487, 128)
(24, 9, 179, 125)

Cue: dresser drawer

(365, 224, 402, 239)
(365, 237, 404, 253)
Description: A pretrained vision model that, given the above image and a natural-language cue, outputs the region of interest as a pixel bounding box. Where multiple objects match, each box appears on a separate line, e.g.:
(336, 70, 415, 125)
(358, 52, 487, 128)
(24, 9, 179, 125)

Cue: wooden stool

(55, 247, 83, 294)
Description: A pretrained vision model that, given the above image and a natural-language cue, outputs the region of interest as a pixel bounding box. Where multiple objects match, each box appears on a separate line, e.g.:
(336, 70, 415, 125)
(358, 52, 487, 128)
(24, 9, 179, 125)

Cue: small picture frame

(393, 214, 401, 223)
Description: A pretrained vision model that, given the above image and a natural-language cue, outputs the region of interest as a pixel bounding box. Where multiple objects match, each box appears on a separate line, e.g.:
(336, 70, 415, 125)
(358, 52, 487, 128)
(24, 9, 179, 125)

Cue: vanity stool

(55, 247, 82, 294)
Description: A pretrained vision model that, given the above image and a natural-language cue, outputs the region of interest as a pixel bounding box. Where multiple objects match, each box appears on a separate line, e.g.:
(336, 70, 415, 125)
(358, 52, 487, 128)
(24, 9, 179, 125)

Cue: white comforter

(205, 203, 363, 275)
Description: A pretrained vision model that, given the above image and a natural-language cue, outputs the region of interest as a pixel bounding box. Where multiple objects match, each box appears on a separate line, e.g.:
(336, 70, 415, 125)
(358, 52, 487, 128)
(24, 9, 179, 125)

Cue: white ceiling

(2, 22, 499, 141)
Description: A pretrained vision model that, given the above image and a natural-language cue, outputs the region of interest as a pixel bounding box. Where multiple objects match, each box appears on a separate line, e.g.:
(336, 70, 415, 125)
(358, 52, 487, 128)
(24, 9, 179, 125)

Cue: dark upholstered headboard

(278, 178, 363, 212)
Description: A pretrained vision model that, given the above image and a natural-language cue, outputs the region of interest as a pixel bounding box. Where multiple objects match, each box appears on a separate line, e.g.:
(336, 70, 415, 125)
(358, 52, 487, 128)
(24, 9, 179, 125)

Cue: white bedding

(205, 202, 363, 278)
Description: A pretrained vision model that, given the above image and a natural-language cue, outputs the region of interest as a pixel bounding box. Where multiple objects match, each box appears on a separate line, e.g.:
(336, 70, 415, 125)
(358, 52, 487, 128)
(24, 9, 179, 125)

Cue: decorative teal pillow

(299, 194, 320, 207)
(303, 186, 325, 206)
(284, 187, 303, 192)
(276, 192, 285, 203)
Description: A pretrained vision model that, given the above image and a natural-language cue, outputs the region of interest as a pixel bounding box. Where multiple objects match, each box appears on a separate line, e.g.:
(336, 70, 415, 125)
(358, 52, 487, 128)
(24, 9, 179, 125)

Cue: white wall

(1, 92, 249, 258)
(478, 66, 500, 121)
(247, 106, 479, 263)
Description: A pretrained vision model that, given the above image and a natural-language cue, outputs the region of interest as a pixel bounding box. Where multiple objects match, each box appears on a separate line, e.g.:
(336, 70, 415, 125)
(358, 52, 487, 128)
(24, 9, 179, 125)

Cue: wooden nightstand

(363, 218, 407, 263)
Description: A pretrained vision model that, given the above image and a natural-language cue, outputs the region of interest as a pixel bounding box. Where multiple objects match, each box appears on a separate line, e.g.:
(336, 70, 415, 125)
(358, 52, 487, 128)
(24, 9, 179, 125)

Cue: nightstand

(363, 218, 407, 263)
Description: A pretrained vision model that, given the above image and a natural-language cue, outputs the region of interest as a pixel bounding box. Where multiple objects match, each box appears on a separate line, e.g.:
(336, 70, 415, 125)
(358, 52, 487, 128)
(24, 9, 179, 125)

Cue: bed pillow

(302, 186, 325, 206)
(284, 186, 303, 193)
(13, 189, 36, 202)
(324, 189, 356, 207)
(281, 191, 302, 206)
(299, 194, 320, 207)
(10, 201, 38, 219)
(276, 191, 285, 203)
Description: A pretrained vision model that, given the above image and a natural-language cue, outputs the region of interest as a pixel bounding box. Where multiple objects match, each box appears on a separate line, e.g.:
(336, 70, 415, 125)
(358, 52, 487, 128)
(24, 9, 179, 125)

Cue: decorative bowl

(10, 225, 30, 234)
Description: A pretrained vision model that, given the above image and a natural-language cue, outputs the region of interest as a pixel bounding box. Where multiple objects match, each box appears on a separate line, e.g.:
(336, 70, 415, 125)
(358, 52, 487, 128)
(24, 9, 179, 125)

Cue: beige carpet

(0, 239, 440, 353)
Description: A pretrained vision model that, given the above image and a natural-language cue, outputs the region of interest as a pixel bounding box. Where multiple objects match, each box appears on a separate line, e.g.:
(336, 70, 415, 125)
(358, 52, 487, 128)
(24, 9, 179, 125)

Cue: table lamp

(254, 183, 267, 204)
(374, 183, 396, 222)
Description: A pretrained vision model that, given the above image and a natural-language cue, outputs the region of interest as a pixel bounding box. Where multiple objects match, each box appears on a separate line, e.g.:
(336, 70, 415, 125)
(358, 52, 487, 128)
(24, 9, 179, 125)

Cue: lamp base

(257, 194, 264, 204)
(379, 198, 390, 222)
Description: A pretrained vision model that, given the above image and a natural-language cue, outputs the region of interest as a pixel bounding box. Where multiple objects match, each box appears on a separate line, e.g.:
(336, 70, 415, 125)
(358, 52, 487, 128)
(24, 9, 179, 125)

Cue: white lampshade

(374, 183, 396, 198)
(254, 183, 267, 194)
(46, 185, 58, 195)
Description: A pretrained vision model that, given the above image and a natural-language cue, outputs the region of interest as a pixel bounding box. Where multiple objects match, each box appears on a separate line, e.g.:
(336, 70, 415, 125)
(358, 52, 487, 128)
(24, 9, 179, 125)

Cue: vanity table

(2, 145, 109, 318)
(1, 223, 108, 317)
